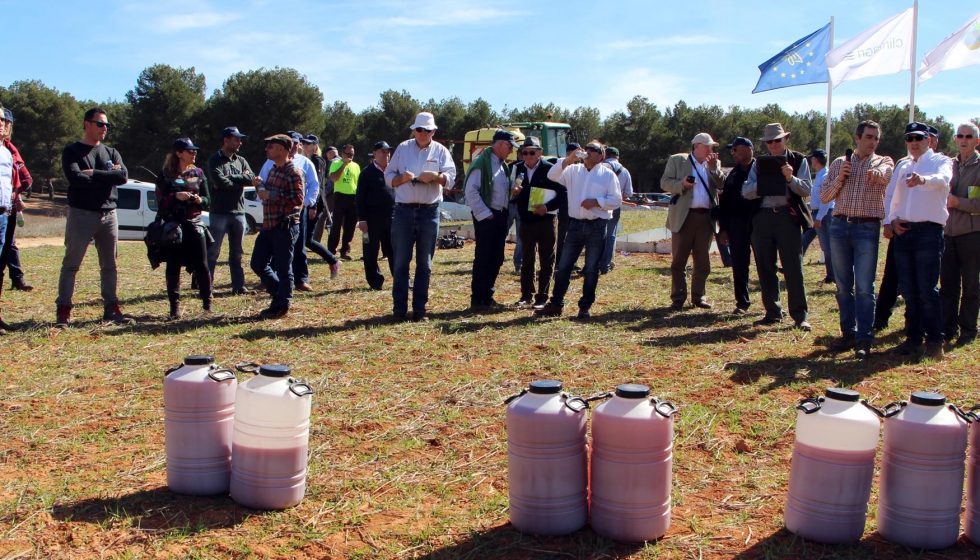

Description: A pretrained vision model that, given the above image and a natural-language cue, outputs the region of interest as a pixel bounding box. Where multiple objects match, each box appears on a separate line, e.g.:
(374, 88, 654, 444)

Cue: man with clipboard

(741, 123, 814, 331)
(662, 133, 724, 311)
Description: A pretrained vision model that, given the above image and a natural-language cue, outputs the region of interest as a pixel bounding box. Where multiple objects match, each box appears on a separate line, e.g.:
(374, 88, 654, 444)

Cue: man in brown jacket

(941, 122, 980, 347)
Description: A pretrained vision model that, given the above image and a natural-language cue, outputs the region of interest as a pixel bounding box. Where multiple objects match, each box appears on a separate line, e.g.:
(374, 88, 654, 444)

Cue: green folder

(528, 187, 556, 211)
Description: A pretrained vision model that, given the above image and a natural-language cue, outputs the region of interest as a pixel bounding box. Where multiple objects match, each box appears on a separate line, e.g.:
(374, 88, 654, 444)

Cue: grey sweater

(946, 151, 980, 237)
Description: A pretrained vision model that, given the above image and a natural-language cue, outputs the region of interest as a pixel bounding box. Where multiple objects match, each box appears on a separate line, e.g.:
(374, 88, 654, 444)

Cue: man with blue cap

(465, 129, 521, 310)
(356, 141, 396, 290)
(205, 126, 255, 295)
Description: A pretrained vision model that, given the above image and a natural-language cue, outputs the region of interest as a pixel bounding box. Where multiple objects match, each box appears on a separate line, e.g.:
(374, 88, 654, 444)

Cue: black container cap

(259, 364, 291, 378)
(910, 391, 946, 406)
(825, 388, 860, 402)
(528, 380, 562, 394)
(616, 384, 651, 399)
(184, 355, 215, 366)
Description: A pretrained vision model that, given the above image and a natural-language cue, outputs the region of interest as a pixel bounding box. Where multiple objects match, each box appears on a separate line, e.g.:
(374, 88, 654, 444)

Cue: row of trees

(0, 64, 970, 193)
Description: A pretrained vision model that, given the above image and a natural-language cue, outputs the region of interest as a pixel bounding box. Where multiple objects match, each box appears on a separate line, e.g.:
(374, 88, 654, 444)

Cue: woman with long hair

(154, 138, 212, 318)
(0, 109, 34, 297)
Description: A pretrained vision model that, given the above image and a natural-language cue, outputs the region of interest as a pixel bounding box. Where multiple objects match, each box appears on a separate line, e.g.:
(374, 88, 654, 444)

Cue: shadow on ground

(735, 527, 980, 559)
(411, 523, 646, 560)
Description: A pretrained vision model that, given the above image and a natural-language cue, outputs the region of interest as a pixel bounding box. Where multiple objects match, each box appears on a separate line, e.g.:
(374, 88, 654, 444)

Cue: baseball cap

(726, 137, 753, 149)
(173, 137, 202, 151)
(222, 126, 246, 138)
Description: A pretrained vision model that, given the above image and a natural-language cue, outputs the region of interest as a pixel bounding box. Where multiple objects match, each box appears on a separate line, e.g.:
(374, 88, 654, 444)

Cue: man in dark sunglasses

(884, 121, 953, 361)
(56, 107, 133, 327)
(940, 122, 980, 347)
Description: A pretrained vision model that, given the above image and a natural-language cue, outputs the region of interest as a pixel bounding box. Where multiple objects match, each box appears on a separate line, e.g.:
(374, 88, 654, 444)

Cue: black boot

(198, 268, 213, 312)
(166, 271, 181, 319)
(0, 285, 10, 333)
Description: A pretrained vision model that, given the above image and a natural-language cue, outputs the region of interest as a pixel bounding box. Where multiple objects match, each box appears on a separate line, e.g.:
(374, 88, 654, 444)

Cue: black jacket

(718, 161, 755, 232)
(355, 162, 395, 218)
(511, 160, 567, 224)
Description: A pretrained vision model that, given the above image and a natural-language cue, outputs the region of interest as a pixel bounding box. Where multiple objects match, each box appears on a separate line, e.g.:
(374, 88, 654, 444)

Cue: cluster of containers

(505, 380, 677, 542)
(163, 356, 314, 510)
(785, 387, 980, 549)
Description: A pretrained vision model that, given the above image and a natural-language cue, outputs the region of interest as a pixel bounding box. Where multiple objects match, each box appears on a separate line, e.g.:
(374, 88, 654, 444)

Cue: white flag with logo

(918, 11, 980, 84)
(826, 7, 915, 87)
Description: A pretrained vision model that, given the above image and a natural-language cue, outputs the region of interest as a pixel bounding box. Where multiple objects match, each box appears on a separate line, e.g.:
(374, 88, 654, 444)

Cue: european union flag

(753, 23, 832, 93)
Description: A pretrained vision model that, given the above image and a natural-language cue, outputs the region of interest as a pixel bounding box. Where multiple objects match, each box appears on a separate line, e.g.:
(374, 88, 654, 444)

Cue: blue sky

(4, 0, 978, 129)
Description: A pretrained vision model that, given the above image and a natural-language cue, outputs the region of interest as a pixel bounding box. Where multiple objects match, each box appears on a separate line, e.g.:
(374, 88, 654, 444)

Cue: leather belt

(688, 208, 709, 214)
(762, 205, 790, 212)
(836, 215, 881, 224)
(395, 202, 439, 209)
(903, 221, 942, 229)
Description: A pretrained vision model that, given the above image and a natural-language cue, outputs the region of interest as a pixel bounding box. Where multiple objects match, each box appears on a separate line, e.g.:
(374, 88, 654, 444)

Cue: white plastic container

(590, 384, 676, 543)
(878, 392, 969, 550)
(964, 405, 980, 544)
(163, 355, 237, 496)
(783, 388, 881, 543)
(230, 364, 314, 510)
(505, 380, 589, 535)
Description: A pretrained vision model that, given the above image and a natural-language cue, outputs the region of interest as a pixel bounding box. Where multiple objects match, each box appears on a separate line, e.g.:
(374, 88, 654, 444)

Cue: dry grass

(0, 226, 977, 559)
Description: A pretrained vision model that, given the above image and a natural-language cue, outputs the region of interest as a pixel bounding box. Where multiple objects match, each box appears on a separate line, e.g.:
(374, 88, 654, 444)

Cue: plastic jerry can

(877, 392, 970, 550)
(505, 380, 589, 535)
(784, 388, 882, 543)
(164, 355, 237, 495)
(589, 384, 677, 543)
(230, 363, 314, 510)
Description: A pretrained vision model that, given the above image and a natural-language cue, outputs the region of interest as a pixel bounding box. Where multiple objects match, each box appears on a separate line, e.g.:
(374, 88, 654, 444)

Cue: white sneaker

(330, 261, 341, 279)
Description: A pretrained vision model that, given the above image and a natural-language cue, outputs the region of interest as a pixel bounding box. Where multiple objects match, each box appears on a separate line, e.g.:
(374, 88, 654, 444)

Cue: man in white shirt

(887, 122, 954, 361)
(383, 112, 457, 322)
(599, 147, 634, 274)
(259, 132, 320, 291)
(0, 104, 11, 334)
(464, 130, 520, 310)
(536, 140, 622, 319)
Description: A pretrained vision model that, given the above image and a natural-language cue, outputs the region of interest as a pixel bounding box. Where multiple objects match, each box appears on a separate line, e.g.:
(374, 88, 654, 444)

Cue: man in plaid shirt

(249, 134, 305, 318)
(820, 120, 895, 359)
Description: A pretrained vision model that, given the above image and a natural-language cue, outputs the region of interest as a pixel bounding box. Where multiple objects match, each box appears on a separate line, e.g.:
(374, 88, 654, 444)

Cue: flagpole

(826, 16, 834, 154)
(909, 0, 918, 122)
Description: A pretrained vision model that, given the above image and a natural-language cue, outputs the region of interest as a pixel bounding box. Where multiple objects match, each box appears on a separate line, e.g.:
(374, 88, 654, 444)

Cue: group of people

(0, 106, 972, 363)
(0, 103, 34, 334)
(673, 118, 974, 362)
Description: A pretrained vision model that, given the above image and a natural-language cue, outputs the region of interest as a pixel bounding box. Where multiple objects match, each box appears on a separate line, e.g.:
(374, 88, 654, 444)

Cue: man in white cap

(661, 133, 723, 311)
(742, 123, 813, 331)
(383, 112, 456, 322)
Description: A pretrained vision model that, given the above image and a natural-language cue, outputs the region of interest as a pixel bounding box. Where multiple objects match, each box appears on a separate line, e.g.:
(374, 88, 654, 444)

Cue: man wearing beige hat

(661, 133, 723, 311)
(742, 123, 813, 331)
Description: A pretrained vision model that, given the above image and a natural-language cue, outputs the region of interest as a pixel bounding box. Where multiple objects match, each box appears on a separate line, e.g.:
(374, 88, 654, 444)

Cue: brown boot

(55, 305, 71, 328)
(103, 304, 135, 325)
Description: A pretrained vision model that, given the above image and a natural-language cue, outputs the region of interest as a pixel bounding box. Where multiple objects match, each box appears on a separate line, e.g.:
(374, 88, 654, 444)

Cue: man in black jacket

(512, 137, 567, 307)
(356, 142, 396, 290)
(56, 108, 133, 327)
(717, 137, 756, 314)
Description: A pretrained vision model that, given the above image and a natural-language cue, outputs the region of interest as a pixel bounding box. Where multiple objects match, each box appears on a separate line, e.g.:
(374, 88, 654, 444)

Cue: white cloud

(610, 35, 733, 49)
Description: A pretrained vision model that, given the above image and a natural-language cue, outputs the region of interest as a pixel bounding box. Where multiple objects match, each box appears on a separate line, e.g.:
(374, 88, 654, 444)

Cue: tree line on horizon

(0, 64, 969, 194)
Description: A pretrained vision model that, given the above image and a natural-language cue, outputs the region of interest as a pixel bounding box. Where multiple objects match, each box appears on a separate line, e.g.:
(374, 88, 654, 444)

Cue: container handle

(969, 405, 980, 422)
(585, 392, 614, 403)
(860, 400, 887, 418)
(562, 393, 589, 413)
(163, 364, 182, 377)
(208, 367, 237, 382)
(796, 397, 823, 414)
(503, 388, 527, 405)
(950, 404, 973, 424)
(881, 401, 907, 418)
(654, 399, 678, 418)
(235, 362, 260, 375)
(288, 380, 314, 397)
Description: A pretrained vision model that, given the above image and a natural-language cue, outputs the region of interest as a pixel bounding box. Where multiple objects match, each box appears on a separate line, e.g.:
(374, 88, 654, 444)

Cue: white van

(116, 180, 210, 240)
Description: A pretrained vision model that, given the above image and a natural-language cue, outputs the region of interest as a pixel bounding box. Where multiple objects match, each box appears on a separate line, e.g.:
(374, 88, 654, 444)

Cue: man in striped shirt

(250, 134, 305, 319)
(820, 120, 894, 359)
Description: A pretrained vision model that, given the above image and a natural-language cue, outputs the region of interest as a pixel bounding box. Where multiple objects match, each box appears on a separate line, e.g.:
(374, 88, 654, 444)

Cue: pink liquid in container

(230, 364, 314, 510)
(589, 384, 676, 543)
(505, 380, 589, 535)
(878, 391, 969, 550)
(783, 388, 881, 544)
(965, 405, 980, 545)
(164, 355, 237, 496)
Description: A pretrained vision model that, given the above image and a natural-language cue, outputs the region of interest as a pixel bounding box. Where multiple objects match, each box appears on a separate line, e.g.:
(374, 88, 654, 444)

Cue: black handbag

(146, 219, 182, 247)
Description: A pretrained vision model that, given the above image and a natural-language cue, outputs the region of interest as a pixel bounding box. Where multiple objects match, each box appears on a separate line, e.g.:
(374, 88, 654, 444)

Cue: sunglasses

(905, 135, 925, 142)
(414, 127, 434, 133)
(957, 134, 975, 139)
(585, 147, 602, 153)
(343, 152, 354, 156)
(764, 138, 783, 144)
(86, 120, 112, 129)
(521, 150, 540, 156)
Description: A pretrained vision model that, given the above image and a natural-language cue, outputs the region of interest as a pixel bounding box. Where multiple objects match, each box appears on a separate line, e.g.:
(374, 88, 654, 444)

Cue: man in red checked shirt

(249, 134, 305, 319)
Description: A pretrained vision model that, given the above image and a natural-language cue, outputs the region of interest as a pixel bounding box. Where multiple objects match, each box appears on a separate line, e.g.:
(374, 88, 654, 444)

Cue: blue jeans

(550, 218, 606, 310)
(250, 222, 299, 310)
(292, 206, 310, 285)
(600, 207, 621, 273)
(893, 223, 945, 344)
(802, 217, 835, 281)
(829, 217, 879, 341)
(507, 203, 522, 270)
(391, 204, 439, 314)
(207, 213, 247, 290)
(0, 213, 7, 268)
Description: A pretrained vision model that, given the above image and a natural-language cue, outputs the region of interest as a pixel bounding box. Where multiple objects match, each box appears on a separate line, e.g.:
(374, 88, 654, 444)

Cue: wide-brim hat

(410, 112, 438, 131)
(759, 123, 790, 142)
(520, 136, 543, 150)
(691, 133, 718, 147)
